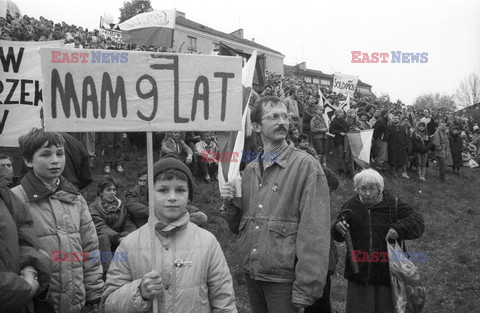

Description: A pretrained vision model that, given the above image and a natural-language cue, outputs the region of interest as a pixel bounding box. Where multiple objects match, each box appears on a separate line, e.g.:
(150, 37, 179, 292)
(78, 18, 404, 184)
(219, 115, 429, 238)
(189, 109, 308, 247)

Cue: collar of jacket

(254, 140, 294, 170)
(21, 171, 80, 202)
(152, 211, 190, 237)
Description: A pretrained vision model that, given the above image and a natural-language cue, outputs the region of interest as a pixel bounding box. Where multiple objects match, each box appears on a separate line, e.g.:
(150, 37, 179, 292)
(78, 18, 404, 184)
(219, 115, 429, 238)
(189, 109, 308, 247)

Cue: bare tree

(413, 93, 456, 111)
(456, 72, 480, 109)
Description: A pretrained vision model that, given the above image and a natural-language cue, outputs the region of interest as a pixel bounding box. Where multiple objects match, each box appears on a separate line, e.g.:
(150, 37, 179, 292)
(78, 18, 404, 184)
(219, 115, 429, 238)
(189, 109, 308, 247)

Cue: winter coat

(0, 187, 52, 313)
(125, 185, 149, 228)
(303, 105, 317, 132)
(331, 190, 425, 285)
(103, 213, 237, 313)
(310, 115, 328, 139)
(449, 134, 464, 167)
(89, 196, 137, 241)
(11, 172, 104, 313)
(329, 117, 349, 145)
(372, 116, 388, 140)
(222, 142, 331, 306)
(60, 132, 93, 190)
(432, 130, 453, 165)
(412, 130, 431, 154)
(385, 124, 409, 166)
(161, 137, 193, 162)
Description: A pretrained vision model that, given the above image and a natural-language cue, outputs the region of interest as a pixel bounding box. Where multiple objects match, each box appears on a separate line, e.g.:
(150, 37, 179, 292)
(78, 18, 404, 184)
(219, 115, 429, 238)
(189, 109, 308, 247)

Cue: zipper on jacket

(367, 209, 372, 285)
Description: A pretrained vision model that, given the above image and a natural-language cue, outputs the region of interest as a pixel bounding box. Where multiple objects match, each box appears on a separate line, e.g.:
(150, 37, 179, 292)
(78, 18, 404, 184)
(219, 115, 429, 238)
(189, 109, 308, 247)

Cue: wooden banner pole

(146, 131, 158, 313)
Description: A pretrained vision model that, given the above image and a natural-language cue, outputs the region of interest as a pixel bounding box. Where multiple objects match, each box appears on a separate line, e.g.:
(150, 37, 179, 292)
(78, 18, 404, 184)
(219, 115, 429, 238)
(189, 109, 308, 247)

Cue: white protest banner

(332, 72, 359, 97)
(39, 48, 243, 132)
(0, 40, 63, 147)
(99, 28, 123, 43)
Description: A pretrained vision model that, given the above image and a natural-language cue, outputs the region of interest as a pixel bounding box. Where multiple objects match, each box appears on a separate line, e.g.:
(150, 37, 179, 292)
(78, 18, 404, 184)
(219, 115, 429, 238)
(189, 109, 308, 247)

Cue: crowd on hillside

(0, 10, 477, 313)
(259, 72, 480, 181)
(1, 12, 182, 52)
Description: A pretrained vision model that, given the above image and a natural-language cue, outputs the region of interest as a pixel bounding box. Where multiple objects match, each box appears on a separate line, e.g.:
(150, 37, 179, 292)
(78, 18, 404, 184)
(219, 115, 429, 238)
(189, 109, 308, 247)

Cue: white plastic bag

(387, 240, 426, 313)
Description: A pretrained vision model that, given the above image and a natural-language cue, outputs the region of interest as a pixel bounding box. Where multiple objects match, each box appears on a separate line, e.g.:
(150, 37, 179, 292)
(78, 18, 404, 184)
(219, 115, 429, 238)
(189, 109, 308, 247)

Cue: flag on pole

(318, 87, 324, 107)
(318, 88, 334, 137)
(346, 129, 374, 168)
(217, 51, 257, 196)
(343, 95, 351, 112)
(118, 10, 176, 48)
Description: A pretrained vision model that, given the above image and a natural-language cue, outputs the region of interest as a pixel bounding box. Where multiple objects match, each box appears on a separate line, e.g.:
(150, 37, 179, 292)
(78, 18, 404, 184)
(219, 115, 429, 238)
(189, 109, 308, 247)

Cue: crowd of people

(1, 10, 478, 313)
(1, 12, 186, 52)
(257, 72, 480, 182)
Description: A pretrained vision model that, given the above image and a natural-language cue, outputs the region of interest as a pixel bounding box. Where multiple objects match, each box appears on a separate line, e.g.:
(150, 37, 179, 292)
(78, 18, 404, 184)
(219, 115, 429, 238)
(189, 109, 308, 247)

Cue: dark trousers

(97, 234, 120, 274)
(103, 132, 123, 166)
(437, 156, 446, 181)
(197, 159, 218, 178)
(244, 274, 297, 313)
(345, 281, 394, 313)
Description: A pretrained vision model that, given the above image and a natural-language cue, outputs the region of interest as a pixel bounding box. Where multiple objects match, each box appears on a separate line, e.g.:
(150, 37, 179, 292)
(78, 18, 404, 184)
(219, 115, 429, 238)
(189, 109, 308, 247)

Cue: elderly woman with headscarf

(332, 169, 425, 313)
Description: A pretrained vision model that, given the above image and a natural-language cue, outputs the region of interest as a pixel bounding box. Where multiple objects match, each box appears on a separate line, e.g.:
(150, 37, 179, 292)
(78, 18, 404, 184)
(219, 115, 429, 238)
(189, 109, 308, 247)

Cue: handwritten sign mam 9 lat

(39, 48, 243, 132)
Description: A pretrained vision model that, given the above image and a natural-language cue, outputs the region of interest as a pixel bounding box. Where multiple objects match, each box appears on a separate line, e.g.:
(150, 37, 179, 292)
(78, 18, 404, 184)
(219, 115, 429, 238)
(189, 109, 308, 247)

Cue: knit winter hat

(153, 153, 194, 201)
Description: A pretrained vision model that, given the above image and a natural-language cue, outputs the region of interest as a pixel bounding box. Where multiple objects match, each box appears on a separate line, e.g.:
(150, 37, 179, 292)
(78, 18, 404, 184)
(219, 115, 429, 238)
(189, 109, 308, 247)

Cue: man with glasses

(221, 96, 331, 313)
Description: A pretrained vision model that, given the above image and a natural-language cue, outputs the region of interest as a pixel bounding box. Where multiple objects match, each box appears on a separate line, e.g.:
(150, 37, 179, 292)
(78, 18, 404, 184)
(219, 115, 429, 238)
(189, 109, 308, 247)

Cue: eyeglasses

(262, 113, 291, 123)
(356, 185, 379, 194)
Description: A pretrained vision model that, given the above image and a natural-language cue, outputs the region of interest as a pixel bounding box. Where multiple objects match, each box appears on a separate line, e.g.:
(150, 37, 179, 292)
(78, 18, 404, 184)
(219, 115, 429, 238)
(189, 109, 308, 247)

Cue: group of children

(1, 128, 235, 313)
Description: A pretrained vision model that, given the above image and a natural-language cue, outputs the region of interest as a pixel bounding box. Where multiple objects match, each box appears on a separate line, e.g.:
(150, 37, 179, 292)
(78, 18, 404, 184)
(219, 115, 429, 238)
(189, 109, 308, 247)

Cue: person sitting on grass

(160, 131, 193, 166)
(11, 128, 104, 313)
(125, 168, 208, 228)
(194, 132, 219, 183)
(102, 154, 237, 313)
(89, 175, 137, 276)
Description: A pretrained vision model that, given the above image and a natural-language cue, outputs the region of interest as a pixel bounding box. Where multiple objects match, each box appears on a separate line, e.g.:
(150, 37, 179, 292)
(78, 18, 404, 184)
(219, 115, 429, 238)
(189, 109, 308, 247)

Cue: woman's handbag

(387, 240, 426, 313)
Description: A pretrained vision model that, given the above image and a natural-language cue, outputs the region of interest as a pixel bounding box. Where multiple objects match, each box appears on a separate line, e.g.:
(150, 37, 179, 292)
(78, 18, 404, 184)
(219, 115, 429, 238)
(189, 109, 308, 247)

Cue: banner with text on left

(39, 48, 243, 132)
(0, 40, 64, 147)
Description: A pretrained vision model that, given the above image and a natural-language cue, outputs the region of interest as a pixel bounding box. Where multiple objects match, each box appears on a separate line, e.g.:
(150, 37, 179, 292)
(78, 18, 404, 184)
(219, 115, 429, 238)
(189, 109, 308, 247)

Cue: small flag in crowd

(217, 51, 258, 197)
(343, 95, 351, 112)
(118, 10, 176, 48)
(346, 129, 374, 168)
(318, 88, 333, 137)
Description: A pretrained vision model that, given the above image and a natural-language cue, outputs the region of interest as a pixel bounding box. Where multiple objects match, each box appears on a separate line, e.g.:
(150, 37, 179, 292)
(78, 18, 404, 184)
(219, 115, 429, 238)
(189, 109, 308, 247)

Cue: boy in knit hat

(103, 154, 237, 313)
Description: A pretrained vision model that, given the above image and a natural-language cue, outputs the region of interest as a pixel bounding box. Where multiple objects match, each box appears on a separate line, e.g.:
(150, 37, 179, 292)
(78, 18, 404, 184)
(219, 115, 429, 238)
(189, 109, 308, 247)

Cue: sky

(13, 0, 480, 105)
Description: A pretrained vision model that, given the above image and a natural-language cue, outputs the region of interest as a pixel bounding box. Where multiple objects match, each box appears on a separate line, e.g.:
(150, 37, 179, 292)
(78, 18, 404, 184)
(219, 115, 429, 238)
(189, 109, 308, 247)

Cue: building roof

(176, 16, 284, 56)
(357, 80, 371, 87)
(284, 64, 373, 88)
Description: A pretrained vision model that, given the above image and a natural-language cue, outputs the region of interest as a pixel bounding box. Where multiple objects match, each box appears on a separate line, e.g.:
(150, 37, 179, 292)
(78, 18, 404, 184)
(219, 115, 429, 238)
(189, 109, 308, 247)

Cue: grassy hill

(8, 137, 479, 312)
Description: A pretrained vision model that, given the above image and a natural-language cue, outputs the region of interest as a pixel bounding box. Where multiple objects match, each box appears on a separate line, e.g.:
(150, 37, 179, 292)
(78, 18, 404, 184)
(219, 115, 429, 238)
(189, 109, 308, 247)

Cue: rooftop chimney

(176, 11, 185, 18)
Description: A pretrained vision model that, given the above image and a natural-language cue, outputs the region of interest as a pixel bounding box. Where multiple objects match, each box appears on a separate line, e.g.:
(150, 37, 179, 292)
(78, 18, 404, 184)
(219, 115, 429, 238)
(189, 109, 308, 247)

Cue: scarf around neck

(95, 196, 121, 214)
